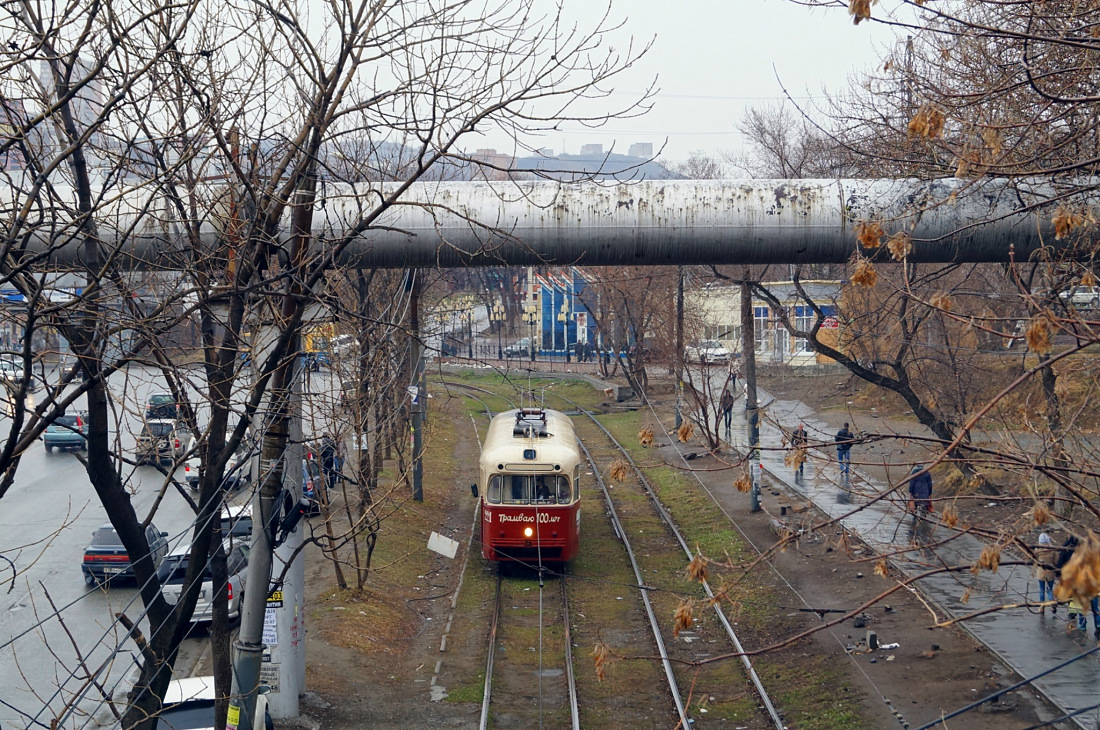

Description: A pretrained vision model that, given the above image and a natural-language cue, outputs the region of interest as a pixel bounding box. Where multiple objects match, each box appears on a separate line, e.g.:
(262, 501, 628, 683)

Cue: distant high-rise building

(579, 143, 603, 157)
(628, 142, 653, 159)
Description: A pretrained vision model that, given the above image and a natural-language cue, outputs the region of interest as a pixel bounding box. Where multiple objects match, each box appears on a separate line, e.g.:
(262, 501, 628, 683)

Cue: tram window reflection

(555, 476, 572, 503)
(487, 475, 503, 504)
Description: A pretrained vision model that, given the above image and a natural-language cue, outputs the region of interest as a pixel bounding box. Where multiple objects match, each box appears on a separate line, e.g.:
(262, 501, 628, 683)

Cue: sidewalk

(721, 387, 1100, 730)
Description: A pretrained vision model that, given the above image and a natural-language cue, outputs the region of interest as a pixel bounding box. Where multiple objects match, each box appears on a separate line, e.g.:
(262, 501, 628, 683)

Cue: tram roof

(481, 408, 578, 468)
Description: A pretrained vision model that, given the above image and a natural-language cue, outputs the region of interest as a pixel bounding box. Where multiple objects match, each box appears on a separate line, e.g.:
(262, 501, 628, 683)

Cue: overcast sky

(480, 1, 904, 165)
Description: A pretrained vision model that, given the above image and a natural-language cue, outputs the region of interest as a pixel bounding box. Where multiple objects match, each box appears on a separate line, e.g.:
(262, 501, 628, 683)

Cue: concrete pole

(267, 360, 305, 718)
(410, 272, 424, 502)
(740, 273, 761, 513)
(229, 172, 316, 730)
(675, 265, 684, 429)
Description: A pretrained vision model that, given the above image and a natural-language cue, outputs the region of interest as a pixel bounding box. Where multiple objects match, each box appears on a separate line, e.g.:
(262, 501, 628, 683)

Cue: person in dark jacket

(719, 388, 735, 434)
(907, 465, 933, 512)
(835, 423, 853, 475)
(319, 434, 341, 492)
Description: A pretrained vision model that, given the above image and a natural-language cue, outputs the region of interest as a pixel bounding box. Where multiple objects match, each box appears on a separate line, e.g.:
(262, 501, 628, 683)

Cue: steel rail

(575, 436, 692, 730)
(478, 575, 503, 730)
(561, 576, 581, 730)
(554, 392, 786, 730)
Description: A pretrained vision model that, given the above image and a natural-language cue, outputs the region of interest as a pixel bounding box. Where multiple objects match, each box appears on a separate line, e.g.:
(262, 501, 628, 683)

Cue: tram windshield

(487, 474, 572, 505)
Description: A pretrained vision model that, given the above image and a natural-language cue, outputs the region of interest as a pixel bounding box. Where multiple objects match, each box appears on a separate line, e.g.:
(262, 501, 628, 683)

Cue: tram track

(549, 390, 786, 730)
(441, 378, 784, 728)
(479, 572, 580, 730)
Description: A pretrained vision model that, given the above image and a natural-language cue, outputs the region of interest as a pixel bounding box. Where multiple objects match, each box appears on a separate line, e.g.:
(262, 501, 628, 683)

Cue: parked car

(1060, 285, 1099, 308)
(221, 503, 254, 541)
(685, 340, 733, 363)
(160, 675, 273, 730)
(43, 412, 88, 452)
(330, 334, 357, 357)
(159, 541, 249, 623)
(184, 437, 255, 490)
(135, 419, 191, 466)
(81, 523, 169, 585)
(0, 356, 26, 386)
(503, 337, 533, 358)
(144, 392, 179, 420)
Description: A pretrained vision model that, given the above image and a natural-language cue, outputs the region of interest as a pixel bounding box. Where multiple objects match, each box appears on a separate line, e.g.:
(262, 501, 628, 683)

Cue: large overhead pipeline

(9, 178, 1079, 269)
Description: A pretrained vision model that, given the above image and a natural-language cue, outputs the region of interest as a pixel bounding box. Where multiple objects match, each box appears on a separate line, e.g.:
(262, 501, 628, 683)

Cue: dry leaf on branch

(783, 448, 806, 470)
(1032, 502, 1051, 527)
(941, 504, 959, 528)
(677, 421, 694, 443)
(608, 460, 629, 482)
(686, 553, 708, 583)
(734, 473, 751, 493)
(886, 231, 912, 261)
(981, 127, 1003, 157)
(930, 292, 953, 312)
(1054, 534, 1100, 607)
(1052, 206, 1087, 240)
(1081, 270, 1096, 287)
(673, 599, 696, 637)
(874, 558, 889, 578)
(849, 0, 875, 25)
(638, 427, 654, 447)
(852, 258, 878, 288)
(1025, 316, 1052, 356)
(973, 543, 1001, 574)
(855, 220, 885, 249)
(908, 104, 945, 140)
(591, 641, 612, 681)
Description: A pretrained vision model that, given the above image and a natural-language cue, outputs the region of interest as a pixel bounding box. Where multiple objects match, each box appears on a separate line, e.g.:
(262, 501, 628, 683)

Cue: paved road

(715, 381, 1100, 730)
(0, 365, 224, 729)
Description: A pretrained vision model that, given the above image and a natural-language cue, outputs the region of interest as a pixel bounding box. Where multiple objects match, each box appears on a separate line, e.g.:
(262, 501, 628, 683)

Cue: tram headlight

(524, 526, 534, 538)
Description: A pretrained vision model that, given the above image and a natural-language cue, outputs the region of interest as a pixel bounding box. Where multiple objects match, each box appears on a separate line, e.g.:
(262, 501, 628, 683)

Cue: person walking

(906, 465, 933, 513)
(319, 433, 342, 493)
(787, 423, 808, 478)
(835, 422, 853, 476)
(1034, 533, 1058, 616)
(719, 387, 735, 434)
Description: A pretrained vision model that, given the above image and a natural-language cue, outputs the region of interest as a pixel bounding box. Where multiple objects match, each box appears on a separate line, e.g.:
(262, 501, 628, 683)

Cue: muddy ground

(286, 371, 1068, 730)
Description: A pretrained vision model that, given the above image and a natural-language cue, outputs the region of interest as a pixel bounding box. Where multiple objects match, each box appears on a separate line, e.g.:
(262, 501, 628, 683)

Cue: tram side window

(487, 475, 503, 504)
(555, 475, 572, 503)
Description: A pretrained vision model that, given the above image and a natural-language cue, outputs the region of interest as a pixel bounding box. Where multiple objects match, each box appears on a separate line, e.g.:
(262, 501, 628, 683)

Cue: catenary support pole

(675, 265, 684, 429)
(740, 273, 761, 513)
(410, 271, 424, 502)
(229, 171, 316, 730)
(267, 359, 305, 718)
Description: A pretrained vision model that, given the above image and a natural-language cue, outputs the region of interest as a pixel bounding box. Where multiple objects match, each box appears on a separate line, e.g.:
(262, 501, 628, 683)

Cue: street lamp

(522, 304, 538, 361)
(557, 298, 573, 363)
(464, 310, 473, 359)
(490, 300, 505, 360)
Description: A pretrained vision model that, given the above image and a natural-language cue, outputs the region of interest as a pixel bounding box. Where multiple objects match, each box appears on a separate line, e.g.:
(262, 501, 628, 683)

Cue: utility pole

(228, 171, 316, 730)
(739, 268, 761, 513)
(675, 265, 684, 429)
(410, 272, 424, 502)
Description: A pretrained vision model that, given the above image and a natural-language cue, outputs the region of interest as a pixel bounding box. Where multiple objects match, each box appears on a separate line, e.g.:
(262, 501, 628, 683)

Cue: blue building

(529, 268, 593, 359)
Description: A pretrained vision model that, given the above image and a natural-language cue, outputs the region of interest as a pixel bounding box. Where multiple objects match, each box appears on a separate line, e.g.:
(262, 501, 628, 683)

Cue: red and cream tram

(477, 408, 582, 564)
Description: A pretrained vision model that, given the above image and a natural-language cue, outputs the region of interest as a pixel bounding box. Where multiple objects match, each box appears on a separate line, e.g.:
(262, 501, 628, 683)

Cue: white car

(1059, 285, 1099, 308)
(160, 675, 272, 730)
(159, 541, 249, 623)
(685, 340, 733, 363)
